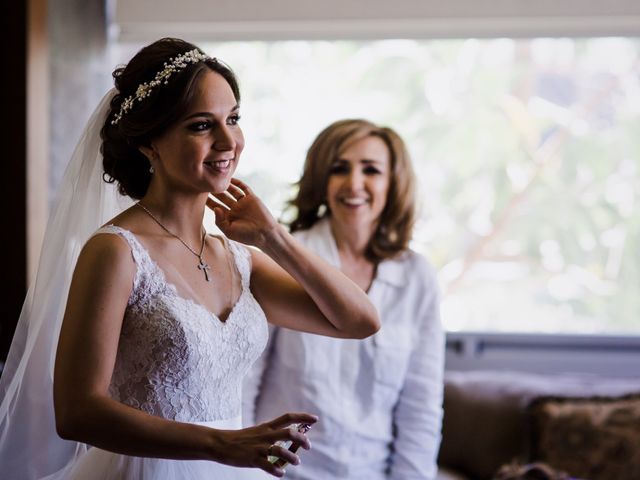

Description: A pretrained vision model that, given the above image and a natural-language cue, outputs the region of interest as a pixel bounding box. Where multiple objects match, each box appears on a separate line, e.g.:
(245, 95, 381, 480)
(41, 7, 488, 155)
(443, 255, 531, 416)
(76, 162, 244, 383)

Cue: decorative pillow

(528, 394, 640, 480)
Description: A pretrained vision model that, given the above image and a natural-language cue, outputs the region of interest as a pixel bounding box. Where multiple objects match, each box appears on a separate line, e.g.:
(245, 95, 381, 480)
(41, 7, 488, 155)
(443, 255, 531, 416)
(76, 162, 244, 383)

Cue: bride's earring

(139, 146, 157, 174)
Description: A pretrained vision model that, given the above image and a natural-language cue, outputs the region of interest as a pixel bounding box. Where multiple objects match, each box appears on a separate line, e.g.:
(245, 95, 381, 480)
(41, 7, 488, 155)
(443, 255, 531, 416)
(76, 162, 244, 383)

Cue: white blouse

(243, 218, 445, 479)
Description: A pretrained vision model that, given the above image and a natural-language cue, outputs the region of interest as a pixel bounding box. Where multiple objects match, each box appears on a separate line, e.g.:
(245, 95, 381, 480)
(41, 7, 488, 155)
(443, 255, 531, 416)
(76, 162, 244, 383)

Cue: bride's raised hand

(210, 412, 317, 477)
(207, 178, 279, 248)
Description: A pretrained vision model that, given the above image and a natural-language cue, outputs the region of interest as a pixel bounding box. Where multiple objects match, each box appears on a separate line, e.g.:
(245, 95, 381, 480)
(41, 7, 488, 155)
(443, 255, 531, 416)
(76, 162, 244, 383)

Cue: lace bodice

(95, 225, 269, 422)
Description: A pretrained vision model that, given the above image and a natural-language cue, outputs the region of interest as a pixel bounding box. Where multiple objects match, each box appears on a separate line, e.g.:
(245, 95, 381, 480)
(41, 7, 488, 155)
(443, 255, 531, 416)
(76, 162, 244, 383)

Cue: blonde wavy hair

(288, 119, 417, 262)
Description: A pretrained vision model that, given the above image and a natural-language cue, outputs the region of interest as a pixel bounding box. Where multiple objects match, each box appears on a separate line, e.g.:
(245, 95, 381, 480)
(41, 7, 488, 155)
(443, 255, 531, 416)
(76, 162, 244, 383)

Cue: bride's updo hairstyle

(101, 37, 240, 199)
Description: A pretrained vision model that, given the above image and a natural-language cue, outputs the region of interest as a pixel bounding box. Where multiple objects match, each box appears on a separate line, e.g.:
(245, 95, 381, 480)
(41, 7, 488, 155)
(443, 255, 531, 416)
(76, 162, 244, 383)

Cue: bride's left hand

(207, 178, 280, 248)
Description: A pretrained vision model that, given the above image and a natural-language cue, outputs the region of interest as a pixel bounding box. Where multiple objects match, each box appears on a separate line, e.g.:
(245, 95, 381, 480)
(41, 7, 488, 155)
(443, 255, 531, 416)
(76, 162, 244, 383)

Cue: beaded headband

(111, 48, 211, 125)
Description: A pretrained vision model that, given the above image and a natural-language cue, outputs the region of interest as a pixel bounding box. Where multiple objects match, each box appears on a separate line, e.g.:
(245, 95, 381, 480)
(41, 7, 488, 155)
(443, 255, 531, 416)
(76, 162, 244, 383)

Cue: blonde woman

(245, 119, 445, 480)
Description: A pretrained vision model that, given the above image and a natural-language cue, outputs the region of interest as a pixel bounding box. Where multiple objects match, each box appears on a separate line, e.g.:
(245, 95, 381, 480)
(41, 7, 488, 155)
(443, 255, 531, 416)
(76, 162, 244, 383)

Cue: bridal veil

(0, 89, 133, 479)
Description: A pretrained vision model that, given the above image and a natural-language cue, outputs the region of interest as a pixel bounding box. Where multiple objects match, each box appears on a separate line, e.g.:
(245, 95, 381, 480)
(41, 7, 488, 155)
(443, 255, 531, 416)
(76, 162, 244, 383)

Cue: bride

(0, 37, 379, 479)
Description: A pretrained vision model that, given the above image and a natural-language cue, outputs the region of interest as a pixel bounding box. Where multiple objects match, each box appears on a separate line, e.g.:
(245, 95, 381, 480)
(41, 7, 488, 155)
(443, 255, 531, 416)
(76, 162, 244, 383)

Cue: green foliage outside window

(182, 38, 639, 334)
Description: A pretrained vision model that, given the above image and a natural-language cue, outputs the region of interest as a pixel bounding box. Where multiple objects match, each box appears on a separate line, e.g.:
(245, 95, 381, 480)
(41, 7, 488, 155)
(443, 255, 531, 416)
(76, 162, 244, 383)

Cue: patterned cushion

(528, 394, 640, 480)
(494, 461, 574, 480)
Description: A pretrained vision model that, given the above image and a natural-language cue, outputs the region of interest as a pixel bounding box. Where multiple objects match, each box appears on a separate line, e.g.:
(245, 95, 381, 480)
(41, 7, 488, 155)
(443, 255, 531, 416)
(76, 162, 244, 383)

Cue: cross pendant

(198, 258, 211, 282)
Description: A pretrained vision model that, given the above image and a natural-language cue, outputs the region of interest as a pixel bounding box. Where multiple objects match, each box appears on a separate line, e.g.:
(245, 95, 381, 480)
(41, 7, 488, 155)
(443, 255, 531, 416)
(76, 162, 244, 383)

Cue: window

(116, 38, 640, 335)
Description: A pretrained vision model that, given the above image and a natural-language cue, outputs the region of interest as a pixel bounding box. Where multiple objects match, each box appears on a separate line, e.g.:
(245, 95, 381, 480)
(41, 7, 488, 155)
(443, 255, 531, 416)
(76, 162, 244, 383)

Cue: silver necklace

(136, 202, 211, 282)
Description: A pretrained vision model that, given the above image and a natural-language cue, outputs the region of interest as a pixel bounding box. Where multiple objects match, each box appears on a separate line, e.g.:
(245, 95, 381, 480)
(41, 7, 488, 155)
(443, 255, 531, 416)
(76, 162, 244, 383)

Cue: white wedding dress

(58, 225, 270, 479)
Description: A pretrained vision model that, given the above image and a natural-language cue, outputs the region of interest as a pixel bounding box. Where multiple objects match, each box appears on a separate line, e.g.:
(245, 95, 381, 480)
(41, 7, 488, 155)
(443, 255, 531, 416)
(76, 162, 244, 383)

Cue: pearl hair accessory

(111, 48, 211, 125)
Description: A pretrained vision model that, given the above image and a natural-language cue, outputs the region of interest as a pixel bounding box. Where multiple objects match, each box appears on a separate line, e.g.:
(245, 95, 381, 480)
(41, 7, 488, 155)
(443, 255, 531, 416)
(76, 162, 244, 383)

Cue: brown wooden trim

(27, 0, 49, 283)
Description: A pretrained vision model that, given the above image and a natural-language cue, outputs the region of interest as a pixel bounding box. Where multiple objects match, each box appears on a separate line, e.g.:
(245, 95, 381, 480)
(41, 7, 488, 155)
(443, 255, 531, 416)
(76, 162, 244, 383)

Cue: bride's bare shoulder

(68, 232, 137, 293)
(81, 228, 134, 264)
(80, 204, 150, 269)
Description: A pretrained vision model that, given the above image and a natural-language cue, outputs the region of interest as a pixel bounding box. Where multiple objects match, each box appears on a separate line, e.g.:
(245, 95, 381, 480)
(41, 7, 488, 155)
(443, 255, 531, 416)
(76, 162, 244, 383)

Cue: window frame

(110, 2, 640, 376)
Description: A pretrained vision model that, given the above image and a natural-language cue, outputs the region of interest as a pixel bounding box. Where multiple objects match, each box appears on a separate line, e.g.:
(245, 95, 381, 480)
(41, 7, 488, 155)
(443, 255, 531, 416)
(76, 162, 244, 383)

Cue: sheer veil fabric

(0, 89, 133, 479)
